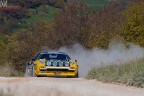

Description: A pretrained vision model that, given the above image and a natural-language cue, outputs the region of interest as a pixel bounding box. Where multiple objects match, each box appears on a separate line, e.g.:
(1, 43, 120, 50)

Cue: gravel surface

(0, 77, 144, 96)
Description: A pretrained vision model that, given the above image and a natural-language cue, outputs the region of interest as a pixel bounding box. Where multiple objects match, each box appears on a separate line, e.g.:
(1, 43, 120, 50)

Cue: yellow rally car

(26, 52, 78, 78)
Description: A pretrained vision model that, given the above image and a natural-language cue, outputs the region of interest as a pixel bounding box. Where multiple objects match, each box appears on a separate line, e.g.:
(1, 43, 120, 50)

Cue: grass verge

(86, 59, 144, 88)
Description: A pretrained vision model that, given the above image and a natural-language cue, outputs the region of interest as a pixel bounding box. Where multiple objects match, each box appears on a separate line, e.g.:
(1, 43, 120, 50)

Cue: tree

(53, 1, 92, 47)
(86, 1, 125, 48)
(119, 2, 144, 47)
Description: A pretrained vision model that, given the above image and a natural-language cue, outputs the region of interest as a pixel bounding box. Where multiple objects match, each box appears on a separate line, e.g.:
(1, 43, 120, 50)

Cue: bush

(2, 21, 58, 72)
(53, 1, 93, 48)
(0, 64, 23, 77)
(118, 2, 144, 47)
(86, 1, 125, 48)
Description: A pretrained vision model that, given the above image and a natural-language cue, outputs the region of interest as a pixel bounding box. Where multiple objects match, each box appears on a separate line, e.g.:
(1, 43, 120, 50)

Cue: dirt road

(0, 77, 144, 96)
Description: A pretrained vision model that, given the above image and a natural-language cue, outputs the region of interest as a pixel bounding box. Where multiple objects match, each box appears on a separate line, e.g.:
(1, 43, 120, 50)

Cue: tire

(75, 65, 79, 78)
(75, 72, 79, 78)
(32, 65, 37, 77)
(25, 64, 32, 77)
(25, 64, 36, 77)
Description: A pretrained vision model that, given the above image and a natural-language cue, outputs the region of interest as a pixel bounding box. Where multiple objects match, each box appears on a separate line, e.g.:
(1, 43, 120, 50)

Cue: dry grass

(0, 63, 24, 77)
(86, 59, 144, 88)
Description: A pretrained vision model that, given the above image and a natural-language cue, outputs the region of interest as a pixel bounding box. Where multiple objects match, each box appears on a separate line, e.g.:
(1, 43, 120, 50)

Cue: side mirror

(27, 62, 31, 65)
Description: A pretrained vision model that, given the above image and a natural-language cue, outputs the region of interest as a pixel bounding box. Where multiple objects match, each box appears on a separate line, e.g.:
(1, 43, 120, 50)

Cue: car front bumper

(35, 66, 77, 77)
(40, 66, 76, 71)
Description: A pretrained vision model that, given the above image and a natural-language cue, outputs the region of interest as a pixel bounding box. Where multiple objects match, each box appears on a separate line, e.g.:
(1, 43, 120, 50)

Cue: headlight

(53, 61, 57, 66)
(40, 59, 45, 64)
(58, 61, 63, 67)
(70, 61, 75, 65)
(64, 62, 70, 67)
(47, 61, 51, 66)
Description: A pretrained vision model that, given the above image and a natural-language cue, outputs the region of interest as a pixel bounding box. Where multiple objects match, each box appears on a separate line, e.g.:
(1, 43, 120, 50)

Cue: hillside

(13, 6, 58, 32)
(14, 0, 110, 32)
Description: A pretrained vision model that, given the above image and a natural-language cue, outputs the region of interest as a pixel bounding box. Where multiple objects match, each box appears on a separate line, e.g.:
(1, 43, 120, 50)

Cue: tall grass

(86, 59, 144, 88)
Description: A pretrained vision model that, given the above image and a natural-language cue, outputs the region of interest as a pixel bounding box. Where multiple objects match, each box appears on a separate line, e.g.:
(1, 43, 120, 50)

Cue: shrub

(53, 1, 93, 48)
(118, 2, 144, 47)
(3, 21, 58, 72)
(86, 1, 125, 48)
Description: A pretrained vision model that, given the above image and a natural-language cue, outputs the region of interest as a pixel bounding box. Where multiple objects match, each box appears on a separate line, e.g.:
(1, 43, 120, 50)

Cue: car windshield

(34, 53, 40, 60)
(38, 53, 70, 61)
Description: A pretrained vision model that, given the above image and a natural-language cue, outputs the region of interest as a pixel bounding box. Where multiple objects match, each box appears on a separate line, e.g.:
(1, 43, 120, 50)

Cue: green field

(26, 6, 58, 24)
(87, 59, 144, 88)
(26, 0, 110, 24)
(26, 0, 109, 24)
(13, 0, 110, 32)
(84, 0, 109, 10)
(13, 6, 58, 32)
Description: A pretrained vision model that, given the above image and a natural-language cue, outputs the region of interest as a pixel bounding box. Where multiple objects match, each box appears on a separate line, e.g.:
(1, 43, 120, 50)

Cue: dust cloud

(57, 41, 144, 77)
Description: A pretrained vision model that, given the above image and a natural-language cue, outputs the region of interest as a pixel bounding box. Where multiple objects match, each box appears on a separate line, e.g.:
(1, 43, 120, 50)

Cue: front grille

(40, 68, 75, 72)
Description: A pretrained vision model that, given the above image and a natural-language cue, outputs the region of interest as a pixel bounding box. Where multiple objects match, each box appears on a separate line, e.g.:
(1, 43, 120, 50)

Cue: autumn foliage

(118, 2, 144, 47)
